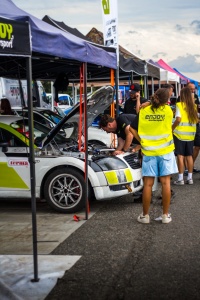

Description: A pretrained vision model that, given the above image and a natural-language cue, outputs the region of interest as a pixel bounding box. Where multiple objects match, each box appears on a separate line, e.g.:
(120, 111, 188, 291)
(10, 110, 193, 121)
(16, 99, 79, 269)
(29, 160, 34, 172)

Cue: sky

(12, 0, 200, 82)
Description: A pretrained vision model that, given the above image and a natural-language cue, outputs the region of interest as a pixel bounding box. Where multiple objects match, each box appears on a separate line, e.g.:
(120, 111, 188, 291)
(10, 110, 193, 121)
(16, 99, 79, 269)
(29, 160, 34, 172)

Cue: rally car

(0, 86, 143, 213)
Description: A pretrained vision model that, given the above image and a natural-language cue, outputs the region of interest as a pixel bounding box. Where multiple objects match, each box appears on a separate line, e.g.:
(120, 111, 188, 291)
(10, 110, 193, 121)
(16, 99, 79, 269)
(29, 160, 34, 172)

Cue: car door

(0, 126, 31, 195)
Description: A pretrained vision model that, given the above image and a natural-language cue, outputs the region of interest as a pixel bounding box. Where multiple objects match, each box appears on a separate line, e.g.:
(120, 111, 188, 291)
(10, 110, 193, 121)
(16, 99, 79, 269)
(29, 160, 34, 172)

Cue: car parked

(13, 107, 116, 147)
(0, 86, 143, 213)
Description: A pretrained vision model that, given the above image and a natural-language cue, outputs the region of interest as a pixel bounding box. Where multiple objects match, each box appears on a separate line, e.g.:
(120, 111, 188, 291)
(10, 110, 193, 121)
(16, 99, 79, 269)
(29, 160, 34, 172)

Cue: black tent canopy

(42, 17, 160, 81)
(0, 0, 118, 282)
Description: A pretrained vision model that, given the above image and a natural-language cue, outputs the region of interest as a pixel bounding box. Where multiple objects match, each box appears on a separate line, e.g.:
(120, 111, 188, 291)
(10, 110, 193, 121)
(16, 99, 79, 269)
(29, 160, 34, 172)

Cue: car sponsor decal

(8, 159, 29, 167)
(0, 162, 29, 189)
(124, 168, 133, 182)
(104, 168, 133, 185)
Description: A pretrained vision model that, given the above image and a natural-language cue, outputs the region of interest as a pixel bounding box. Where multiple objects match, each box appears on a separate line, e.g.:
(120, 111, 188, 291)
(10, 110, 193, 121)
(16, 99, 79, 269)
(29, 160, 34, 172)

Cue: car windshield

(10, 119, 68, 147)
(38, 109, 63, 124)
(15, 109, 75, 137)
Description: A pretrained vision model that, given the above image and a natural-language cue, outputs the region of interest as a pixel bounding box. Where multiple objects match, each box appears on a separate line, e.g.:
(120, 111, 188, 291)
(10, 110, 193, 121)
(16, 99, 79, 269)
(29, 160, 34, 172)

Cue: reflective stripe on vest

(142, 139, 174, 151)
(140, 133, 169, 140)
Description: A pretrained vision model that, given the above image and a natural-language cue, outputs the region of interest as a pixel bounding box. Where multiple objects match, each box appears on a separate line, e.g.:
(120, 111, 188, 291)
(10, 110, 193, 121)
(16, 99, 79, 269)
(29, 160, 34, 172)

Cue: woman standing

(129, 88, 178, 224)
(173, 87, 198, 185)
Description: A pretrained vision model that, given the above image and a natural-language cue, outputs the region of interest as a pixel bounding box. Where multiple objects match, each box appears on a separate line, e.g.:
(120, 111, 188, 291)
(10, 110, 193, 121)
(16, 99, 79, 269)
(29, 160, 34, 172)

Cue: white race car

(0, 86, 143, 213)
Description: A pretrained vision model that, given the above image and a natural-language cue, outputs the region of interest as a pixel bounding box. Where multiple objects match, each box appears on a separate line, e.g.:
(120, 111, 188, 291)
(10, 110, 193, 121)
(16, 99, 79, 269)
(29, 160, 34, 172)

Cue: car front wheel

(44, 168, 86, 213)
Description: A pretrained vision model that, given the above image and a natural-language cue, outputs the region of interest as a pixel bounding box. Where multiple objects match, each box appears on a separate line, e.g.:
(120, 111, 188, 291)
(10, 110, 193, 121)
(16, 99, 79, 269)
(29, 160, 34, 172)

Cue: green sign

(102, 0, 110, 15)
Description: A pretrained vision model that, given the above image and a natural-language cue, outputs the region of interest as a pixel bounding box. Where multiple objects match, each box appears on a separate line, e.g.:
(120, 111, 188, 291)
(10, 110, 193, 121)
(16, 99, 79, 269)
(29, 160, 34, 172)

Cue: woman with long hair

(129, 88, 178, 224)
(173, 87, 198, 185)
(0, 98, 14, 115)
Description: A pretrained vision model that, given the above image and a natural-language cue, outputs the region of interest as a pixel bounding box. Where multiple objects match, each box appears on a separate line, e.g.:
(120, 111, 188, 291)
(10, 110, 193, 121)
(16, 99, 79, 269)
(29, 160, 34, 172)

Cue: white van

(0, 77, 49, 108)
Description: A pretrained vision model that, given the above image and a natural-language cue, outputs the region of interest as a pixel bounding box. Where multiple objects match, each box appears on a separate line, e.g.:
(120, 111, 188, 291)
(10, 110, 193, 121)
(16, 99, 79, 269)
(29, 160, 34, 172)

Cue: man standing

(123, 83, 148, 115)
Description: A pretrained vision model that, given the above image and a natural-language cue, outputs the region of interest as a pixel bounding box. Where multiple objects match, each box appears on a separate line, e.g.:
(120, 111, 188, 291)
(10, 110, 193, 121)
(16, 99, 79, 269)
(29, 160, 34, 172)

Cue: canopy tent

(0, 0, 117, 81)
(42, 15, 91, 42)
(1, 0, 117, 68)
(41, 19, 160, 81)
(0, 0, 118, 283)
(148, 59, 182, 96)
(86, 27, 160, 80)
(157, 59, 189, 85)
(0, 13, 38, 281)
(148, 59, 180, 83)
(173, 68, 199, 88)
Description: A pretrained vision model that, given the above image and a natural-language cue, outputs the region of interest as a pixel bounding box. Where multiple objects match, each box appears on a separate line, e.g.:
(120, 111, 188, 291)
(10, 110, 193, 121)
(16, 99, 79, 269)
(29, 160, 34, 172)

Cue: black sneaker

(193, 168, 200, 173)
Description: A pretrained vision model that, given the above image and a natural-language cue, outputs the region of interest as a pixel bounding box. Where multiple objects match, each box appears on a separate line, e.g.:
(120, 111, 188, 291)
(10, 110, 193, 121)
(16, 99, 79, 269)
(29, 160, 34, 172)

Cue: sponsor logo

(8, 160, 29, 167)
(102, 0, 110, 14)
(145, 115, 165, 121)
(0, 22, 14, 49)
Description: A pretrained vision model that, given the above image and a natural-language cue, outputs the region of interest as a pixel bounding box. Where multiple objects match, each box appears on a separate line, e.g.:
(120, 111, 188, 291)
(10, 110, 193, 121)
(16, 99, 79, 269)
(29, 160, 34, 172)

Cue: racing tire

(44, 167, 86, 213)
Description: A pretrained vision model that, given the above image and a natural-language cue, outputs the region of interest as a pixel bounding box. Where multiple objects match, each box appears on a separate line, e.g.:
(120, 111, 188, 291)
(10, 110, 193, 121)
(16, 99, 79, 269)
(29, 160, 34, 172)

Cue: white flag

(101, 0, 118, 48)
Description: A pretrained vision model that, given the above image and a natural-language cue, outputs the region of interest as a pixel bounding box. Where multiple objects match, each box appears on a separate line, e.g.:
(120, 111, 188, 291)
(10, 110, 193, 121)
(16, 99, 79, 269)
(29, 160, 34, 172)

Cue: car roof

(13, 107, 52, 112)
(0, 115, 24, 124)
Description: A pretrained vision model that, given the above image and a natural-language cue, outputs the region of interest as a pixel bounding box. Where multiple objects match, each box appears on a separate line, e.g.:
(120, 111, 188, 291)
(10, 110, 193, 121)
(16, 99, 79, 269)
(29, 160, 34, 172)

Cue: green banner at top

(101, 0, 118, 49)
(102, 0, 110, 15)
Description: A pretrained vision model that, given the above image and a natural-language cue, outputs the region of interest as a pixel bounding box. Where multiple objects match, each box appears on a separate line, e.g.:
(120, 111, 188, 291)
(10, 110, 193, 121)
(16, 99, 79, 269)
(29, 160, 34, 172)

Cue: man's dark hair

(99, 114, 115, 128)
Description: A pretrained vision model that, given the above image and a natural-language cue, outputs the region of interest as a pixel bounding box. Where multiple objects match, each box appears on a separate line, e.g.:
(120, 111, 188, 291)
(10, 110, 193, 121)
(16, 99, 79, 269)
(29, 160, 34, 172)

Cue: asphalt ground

(45, 163, 200, 300)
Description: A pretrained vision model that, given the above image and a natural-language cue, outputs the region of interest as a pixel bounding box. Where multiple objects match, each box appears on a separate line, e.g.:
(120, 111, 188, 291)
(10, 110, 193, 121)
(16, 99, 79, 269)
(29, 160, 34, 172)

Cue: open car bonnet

(41, 86, 114, 148)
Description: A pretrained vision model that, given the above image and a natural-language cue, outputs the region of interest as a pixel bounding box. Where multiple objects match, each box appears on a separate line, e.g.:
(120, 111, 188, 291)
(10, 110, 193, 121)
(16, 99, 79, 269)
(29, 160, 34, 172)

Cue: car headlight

(94, 156, 128, 171)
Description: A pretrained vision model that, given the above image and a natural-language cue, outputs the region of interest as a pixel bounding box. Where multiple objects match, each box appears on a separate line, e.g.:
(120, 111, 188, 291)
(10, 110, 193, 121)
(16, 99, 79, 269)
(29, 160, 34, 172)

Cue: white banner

(101, 0, 118, 49)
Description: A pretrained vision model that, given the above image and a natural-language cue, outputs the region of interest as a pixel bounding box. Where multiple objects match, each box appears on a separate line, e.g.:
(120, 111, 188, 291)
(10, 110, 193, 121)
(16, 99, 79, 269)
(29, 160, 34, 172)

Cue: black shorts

(173, 135, 194, 156)
(194, 124, 200, 147)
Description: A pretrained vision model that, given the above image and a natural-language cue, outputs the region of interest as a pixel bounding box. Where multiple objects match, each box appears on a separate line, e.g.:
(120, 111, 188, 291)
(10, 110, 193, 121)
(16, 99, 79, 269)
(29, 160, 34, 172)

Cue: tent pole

(83, 63, 89, 220)
(26, 57, 39, 282)
(115, 67, 119, 117)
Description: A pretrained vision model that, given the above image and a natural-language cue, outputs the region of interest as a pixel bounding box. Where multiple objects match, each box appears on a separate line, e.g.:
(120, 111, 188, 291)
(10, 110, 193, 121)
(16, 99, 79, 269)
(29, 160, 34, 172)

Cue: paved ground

(0, 199, 97, 255)
(1, 157, 200, 299)
(45, 170, 200, 300)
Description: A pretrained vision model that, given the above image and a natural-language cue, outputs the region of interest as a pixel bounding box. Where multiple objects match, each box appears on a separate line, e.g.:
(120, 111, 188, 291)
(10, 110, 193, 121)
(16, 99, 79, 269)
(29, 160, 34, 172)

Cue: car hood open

(41, 86, 114, 148)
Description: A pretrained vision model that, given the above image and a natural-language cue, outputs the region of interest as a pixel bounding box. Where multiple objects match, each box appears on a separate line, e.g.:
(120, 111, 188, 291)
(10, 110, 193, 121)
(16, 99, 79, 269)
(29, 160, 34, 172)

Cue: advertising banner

(0, 17, 31, 56)
(101, 0, 118, 49)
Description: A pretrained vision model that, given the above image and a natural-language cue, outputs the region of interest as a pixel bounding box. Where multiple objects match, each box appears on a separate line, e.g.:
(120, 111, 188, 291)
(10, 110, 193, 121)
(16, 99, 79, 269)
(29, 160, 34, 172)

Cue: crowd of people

(1, 84, 199, 225)
(99, 82, 200, 224)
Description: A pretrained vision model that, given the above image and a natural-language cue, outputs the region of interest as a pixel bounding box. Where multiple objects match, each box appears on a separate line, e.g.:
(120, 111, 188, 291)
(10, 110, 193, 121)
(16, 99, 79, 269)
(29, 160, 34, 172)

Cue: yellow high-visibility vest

(173, 102, 196, 141)
(138, 105, 174, 156)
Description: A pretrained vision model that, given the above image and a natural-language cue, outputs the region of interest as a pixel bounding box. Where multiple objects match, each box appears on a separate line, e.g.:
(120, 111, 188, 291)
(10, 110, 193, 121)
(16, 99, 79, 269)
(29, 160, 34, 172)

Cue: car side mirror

(0, 142, 9, 153)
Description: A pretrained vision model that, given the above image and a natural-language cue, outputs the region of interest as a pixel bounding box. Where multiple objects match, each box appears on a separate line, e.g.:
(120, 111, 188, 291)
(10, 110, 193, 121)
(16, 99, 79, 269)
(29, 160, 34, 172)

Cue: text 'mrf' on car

(0, 86, 143, 213)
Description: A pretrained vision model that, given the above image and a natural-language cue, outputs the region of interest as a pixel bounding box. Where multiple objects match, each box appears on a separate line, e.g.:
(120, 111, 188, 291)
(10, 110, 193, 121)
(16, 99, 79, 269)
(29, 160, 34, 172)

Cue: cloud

(127, 30, 138, 34)
(169, 54, 200, 73)
(153, 52, 167, 59)
(190, 20, 200, 35)
(175, 24, 186, 32)
(175, 20, 200, 35)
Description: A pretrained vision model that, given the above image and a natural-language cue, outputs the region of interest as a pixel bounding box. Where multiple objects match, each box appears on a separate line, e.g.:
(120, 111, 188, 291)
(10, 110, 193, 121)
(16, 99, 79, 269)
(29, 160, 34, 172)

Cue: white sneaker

(162, 214, 172, 224)
(137, 213, 150, 224)
(186, 179, 193, 185)
(174, 180, 184, 185)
